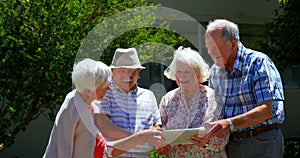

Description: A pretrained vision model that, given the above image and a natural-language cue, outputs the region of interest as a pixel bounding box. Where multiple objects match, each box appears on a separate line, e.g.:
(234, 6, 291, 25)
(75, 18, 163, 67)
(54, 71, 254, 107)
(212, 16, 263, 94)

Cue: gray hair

(72, 58, 112, 93)
(164, 46, 209, 83)
(207, 19, 240, 42)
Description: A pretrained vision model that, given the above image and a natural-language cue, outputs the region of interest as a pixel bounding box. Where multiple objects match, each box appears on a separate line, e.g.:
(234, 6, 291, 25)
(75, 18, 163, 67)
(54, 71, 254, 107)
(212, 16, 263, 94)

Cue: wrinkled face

(175, 61, 199, 89)
(112, 68, 140, 92)
(95, 84, 110, 99)
(205, 30, 234, 68)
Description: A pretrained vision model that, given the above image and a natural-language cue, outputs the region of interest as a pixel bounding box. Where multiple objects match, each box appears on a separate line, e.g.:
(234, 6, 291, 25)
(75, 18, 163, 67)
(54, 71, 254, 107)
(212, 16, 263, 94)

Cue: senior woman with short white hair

(156, 47, 228, 158)
(43, 58, 164, 158)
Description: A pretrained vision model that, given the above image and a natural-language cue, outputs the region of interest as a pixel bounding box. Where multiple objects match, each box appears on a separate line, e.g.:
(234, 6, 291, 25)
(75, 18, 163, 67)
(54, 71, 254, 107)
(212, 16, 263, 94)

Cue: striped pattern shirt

(96, 82, 161, 157)
(209, 42, 285, 133)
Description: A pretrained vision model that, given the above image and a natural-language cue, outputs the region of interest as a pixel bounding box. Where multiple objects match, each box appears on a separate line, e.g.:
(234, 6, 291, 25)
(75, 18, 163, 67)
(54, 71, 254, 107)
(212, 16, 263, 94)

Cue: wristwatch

(226, 118, 234, 132)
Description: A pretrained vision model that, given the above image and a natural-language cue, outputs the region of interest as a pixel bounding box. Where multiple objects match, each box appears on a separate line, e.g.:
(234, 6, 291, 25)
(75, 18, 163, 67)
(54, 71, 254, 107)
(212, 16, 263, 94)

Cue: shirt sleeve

(253, 56, 284, 103)
(253, 56, 285, 124)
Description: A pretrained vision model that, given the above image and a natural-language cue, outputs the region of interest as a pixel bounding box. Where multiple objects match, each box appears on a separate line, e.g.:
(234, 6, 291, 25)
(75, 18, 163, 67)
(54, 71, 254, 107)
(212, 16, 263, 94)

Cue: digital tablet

(162, 127, 207, 145)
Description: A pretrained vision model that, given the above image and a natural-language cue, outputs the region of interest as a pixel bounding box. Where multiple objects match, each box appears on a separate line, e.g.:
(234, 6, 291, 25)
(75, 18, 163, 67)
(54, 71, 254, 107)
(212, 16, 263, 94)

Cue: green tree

(258, 0, 300, 71)
(0, 0, 190, 151)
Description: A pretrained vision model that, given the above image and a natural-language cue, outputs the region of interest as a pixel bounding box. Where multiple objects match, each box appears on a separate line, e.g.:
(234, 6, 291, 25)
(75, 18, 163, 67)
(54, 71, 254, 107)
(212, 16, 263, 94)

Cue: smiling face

(175, 61, 199, 90)
(112, 68, 140, 93)
(205, 29, 237, 70)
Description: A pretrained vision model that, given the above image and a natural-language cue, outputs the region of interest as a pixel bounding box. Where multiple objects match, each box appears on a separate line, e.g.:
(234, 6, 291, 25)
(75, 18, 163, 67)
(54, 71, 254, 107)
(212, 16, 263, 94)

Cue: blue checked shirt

(209, 42, 285, 133)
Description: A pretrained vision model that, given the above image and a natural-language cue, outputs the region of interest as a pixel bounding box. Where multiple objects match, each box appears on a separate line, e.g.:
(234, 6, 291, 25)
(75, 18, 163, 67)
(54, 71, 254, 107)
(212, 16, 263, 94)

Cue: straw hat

(110, 47, 145, 69)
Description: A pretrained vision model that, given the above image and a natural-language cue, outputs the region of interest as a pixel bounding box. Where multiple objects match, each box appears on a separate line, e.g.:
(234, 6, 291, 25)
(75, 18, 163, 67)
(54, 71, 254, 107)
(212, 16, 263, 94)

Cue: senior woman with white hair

(156, 47, 228, 157)
(43, 58, 164, 158)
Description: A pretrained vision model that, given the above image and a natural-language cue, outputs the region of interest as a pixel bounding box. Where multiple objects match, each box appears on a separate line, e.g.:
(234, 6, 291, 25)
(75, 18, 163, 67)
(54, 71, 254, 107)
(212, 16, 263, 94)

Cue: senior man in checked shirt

(94, 47, 162, 157)
(203, 19, 285, 158)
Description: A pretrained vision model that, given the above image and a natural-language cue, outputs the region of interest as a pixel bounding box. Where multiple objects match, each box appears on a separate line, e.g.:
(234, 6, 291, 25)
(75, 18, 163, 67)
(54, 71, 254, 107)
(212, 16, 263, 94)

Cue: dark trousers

(226, 128, 284, 158)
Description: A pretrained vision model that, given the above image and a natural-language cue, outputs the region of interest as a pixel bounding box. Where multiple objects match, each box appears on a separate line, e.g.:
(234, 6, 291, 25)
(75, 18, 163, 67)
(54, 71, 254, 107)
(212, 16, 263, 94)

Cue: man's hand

(138, 129, 164, 148)
(205, 120, 230, 139)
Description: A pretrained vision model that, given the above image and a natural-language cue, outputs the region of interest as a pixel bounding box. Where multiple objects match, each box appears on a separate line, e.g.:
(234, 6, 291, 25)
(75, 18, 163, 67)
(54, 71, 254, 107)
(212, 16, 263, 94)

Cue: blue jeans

(226, 128, 284, 158)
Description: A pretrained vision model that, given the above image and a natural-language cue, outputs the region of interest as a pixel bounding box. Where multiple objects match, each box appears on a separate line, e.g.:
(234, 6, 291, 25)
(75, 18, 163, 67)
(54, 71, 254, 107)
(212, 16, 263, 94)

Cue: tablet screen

(162, 127, 207, 145)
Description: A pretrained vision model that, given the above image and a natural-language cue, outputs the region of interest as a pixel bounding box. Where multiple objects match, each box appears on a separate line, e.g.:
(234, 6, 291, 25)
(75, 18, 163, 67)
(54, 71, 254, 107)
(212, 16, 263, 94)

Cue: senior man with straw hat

(94, 47, 162, 157)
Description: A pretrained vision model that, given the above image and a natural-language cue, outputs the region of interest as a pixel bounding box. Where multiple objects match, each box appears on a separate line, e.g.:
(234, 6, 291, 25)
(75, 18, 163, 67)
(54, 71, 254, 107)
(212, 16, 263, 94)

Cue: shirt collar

(232, 42, 246, 73)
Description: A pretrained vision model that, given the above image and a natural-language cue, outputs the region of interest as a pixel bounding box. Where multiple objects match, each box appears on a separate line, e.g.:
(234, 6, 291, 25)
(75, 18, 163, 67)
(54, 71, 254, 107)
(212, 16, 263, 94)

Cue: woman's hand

(189, 134, 209, 147)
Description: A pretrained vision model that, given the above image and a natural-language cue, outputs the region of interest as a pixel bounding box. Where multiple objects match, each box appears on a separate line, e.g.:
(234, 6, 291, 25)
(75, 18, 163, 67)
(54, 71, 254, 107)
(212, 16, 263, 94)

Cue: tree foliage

(0, 0, 190, 151)
(257, 0, 300, 71)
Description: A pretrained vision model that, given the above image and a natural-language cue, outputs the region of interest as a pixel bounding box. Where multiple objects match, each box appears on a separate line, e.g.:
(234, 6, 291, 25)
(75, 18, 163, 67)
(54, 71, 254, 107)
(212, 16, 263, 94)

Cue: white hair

(164, 46, 209, 83)
(72, 58, 112, 93)
(207, 19, 240, 42)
